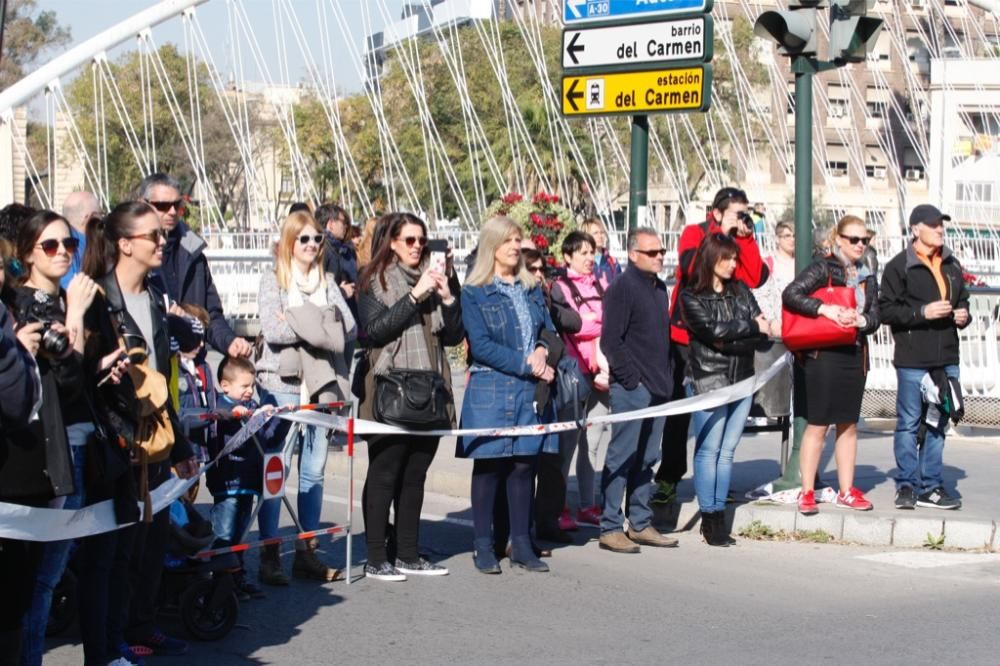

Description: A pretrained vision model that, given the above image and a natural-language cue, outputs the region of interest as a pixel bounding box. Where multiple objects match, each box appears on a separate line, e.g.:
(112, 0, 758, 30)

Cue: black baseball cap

(908, 204, 950, 228)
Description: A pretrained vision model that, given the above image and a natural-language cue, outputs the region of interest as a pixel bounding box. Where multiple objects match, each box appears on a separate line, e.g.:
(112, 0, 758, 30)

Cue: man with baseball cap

(879, 204, 970, 510)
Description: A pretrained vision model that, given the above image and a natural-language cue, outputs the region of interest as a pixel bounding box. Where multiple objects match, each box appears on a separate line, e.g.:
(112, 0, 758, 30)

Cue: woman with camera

(256, 210, 356, 585)
(680, 233, 772, 547)
(783, 215, 881, 516)
(357, 212, 463, 581)
(458, 216, 558, 575)
(83, 201, 198, 662)
(3, 210, 134, 665)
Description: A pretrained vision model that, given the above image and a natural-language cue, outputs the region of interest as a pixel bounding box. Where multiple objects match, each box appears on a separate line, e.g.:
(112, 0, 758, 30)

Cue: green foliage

(0, 0, 71, 91)
(486, 191, 576, 260)
(923, 533, 946, 550)
(739, 519, 836, 544)
(794, 528, 835, 544)
(738, 520, 779, 540)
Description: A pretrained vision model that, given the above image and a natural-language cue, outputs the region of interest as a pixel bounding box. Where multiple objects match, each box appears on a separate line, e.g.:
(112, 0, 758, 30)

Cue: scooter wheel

(179, 579, 239, 641)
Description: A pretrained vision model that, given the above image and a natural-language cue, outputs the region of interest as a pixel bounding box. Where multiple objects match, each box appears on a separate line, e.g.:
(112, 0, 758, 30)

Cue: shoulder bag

(781, 276, 858, 352)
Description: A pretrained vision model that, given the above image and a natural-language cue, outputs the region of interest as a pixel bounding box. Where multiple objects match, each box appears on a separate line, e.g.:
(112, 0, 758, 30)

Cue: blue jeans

(893, 365, 959, 493)
(256, 388, 329, 538)
(600, 383, 666, 534)
(21, 423, 91, 666)
(211, 495, 256, 545)
(692, 396, 753, 513)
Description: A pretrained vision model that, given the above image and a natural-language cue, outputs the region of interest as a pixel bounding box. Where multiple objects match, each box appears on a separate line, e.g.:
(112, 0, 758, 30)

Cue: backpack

(556, 275, 606, 312)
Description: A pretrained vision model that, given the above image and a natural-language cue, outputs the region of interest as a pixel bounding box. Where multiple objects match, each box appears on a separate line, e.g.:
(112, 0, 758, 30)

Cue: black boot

(701, 511, 730, 547)
(717, 511, 736, 546)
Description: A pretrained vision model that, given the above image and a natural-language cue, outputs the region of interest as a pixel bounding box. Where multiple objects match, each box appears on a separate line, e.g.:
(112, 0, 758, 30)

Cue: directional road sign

(563, 0, 713, 25)
(561, 66, 712, 116)
(562, 16, 712, 70)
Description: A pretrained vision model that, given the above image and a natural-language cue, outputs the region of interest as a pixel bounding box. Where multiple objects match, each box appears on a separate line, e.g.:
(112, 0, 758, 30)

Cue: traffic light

(829, 0, 884, 64)
(753, 1, 823, 57)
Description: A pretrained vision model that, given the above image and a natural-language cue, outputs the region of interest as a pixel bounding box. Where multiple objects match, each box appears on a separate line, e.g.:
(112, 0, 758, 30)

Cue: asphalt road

(43, 477, 1000, 665)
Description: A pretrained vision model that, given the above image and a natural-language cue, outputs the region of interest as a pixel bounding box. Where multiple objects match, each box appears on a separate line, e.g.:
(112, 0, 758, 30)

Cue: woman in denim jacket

(458, 216, 557, 575)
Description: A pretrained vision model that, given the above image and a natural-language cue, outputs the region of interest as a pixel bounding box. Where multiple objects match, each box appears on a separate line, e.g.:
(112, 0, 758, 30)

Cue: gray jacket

(256, 269, 357, 396)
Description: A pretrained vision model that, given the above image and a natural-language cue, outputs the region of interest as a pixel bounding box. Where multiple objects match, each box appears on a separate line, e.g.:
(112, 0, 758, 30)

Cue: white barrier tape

(280, 353, 793, 439)
(0, 354, 791, 541)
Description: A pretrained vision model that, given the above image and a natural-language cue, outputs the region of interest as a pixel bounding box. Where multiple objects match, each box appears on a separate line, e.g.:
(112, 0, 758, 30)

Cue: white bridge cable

(47, 80, 108, 209)
(2, 109, 52, 210)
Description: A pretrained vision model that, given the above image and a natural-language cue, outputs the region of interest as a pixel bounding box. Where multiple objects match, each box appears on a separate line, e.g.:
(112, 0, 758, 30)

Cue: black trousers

(656, 343, 691, 484)
(363, 435, 439, 564)
(0, 537, 40, 666)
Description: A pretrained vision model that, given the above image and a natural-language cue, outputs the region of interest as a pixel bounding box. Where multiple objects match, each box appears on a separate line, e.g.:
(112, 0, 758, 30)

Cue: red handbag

(781, 277, 858, 352)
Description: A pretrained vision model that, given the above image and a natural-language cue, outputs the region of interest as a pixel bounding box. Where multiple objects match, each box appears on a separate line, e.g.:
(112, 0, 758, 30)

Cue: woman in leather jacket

(357, 212, 463, 582)
(782, 215, 881, 516)
(680, 233, 773, 546)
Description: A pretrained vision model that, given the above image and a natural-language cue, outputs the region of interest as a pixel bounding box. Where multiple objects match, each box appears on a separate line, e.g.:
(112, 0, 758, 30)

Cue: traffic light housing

(829, 0, 884, 64)
(754, 4, 819, 57)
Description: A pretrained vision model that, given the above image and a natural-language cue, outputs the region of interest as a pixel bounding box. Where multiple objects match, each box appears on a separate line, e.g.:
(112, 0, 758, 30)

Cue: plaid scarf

(371, 261, 445, 375)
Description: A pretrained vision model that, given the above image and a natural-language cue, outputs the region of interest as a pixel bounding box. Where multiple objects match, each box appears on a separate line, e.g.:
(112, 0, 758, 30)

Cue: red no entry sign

(263, 453, 285, 499)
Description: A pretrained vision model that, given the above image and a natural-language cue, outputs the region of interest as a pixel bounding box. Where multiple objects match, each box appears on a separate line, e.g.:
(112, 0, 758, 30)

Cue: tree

(0, 0, 71, 91)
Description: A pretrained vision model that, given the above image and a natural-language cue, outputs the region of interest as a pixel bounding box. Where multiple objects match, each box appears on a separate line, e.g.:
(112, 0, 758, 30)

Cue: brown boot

(626, 525, 679, 548)
(293, 538, 341, 582)
(598, 531, 641, 554)
(259, 544, 290, 586)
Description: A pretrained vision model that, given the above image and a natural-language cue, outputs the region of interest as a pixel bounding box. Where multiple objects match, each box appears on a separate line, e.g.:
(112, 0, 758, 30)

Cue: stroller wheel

(46, 569, 78, 637)
(179, 578, 239, 641)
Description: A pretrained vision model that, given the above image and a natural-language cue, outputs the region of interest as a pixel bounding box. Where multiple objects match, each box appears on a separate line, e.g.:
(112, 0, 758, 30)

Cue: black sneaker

(365, 560, 406, 582)
(916, 487, 962, 510)
(894, 486, 917, 510)
(395, 557, 449, 576)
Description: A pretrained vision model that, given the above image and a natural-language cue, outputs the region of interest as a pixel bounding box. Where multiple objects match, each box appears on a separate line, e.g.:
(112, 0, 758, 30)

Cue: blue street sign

(563, 0, 713, 25)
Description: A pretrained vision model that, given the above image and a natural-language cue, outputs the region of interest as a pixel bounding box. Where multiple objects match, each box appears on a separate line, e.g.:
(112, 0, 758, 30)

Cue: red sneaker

(558, 507, 579, 531)
(835, 487, 873, 511)
(576, 505, 601, 526)
(798, 489, 819, 515)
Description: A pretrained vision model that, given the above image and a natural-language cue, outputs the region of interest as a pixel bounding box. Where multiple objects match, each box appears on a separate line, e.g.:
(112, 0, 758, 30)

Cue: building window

(956, 182, 994, 201)
(865, 164, 888, 178)
(828, 161, 849, 177)
(280, 171, 293, 195)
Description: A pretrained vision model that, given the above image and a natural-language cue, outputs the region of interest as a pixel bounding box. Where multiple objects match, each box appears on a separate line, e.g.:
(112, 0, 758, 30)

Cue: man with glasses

(315, 203, 357, 316)
(597, 228, 678, 553)
(880, 204, 970, 510)
(60, 191, 102, 286)
(134, 173, 252, 359)
(654, 187, 770, 506)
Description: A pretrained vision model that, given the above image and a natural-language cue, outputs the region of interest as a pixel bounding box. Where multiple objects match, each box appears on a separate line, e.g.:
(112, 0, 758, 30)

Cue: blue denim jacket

(457, 280, 558, 459)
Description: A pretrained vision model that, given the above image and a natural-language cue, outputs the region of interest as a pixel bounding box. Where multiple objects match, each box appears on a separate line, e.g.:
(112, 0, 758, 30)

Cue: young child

(207, 356, 286, 600)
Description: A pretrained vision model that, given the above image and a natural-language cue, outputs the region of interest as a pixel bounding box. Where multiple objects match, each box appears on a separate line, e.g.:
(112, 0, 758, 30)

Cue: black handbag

(371, 309, 452, 430)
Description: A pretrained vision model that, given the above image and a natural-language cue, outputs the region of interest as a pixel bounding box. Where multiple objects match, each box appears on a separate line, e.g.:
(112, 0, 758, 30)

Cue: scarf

(833, 246, 872, 312)
(288, 263, 326, 308)
(371, 260, 445, 375)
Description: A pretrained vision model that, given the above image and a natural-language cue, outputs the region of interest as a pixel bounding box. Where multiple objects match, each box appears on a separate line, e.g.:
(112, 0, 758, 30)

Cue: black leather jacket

(782, 255, 881, 345)
(680, 281, 766, 393)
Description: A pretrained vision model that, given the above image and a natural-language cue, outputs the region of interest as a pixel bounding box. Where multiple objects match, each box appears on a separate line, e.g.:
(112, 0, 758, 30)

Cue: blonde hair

(275, 210, 326, 290)
(580, 218, 607, 237)
(356, 216, 379, 267)
(465, 215, 537, 288)
(828, 214, 866, 247)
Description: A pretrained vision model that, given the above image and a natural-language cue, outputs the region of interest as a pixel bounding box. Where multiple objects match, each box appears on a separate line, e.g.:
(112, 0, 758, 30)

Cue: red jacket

(668, 215, 769, 345)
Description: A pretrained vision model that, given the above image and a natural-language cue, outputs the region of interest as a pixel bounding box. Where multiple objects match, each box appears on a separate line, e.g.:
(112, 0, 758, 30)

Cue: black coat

(680, 281, 766, 393)
(878, 243, 970, 368)
(782, 255, 881, 344)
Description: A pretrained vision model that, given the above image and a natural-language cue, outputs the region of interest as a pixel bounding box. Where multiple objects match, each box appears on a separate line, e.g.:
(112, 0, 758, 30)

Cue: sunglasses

(297, 234, 324, 245)
(127, 229, 167, 243)
(36, 237, 80, 256)
(634, 248, 667, 257)
(839, 234, 871, 246)
(402, 236, 427, 247)
(528, 264, 544, 273)
(146, 200, 182, 213)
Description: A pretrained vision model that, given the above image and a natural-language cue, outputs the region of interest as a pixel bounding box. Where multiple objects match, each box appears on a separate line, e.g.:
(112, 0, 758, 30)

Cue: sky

(33, 0, 384, 95)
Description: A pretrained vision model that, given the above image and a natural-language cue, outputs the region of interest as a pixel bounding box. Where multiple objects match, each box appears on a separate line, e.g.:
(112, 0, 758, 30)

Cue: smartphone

(427, 239, 448, 274)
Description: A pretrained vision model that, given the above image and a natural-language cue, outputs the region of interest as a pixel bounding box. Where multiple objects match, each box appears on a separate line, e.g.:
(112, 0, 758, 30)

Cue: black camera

(729, 211, 754, 236)
(19, 293, 70, 357)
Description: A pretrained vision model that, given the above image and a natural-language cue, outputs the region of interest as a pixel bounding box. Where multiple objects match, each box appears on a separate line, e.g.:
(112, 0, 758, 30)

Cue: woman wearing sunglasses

(256, 210, 356, 585)
(356, 212, 463, 581)
(79, 200, 198, 662)
(783, 215, 881, 516)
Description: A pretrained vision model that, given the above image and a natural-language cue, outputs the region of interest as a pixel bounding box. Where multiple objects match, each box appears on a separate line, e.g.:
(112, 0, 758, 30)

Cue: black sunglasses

(297, 234, 323, 245)
(146, 199, 182, 213)
(839, 234, 871, 246)
(634, 248, 667, 257)
(402, 236, 427, 247)
(127, 229, 167, 243)
(36, 237, 80, 257)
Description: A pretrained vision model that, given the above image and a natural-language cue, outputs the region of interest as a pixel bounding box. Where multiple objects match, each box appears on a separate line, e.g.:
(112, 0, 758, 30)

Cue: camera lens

(40, 326, 69, 356)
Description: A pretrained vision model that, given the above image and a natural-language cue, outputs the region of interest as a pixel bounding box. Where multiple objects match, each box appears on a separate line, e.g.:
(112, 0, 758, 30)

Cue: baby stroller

(160, 499, 241, 641)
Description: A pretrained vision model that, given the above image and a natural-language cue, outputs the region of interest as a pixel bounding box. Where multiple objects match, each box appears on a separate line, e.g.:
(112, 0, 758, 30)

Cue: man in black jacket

(879, 204, 969, 511)
(597, 228, 678, 553)
(136, 173, 252, 359)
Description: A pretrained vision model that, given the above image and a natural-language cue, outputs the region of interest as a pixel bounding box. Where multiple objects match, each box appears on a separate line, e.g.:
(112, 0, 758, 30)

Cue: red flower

(502, 192, 523, 205)
(532, 234, 548, 250)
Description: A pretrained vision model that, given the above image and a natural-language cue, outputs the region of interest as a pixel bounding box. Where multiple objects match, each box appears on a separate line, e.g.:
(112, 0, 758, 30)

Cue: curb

(328, 451, 999, 551)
